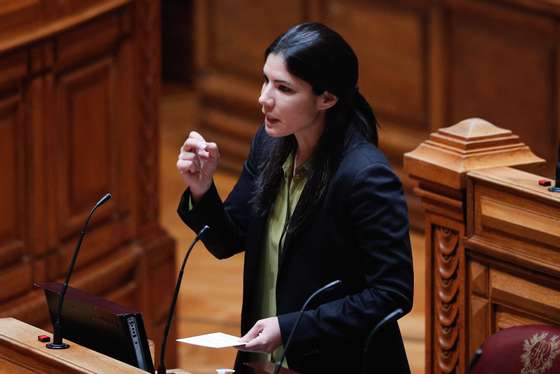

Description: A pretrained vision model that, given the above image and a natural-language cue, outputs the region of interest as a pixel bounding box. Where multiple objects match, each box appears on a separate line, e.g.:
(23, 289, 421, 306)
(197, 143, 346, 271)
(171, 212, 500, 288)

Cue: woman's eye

(278, 85, 293, 93)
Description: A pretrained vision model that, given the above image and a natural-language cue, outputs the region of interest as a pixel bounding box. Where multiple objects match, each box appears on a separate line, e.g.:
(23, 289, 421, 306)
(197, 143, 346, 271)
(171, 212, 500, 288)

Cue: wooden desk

(0, 318, 146, 373)
(0, 318, 192, 373)
(405, 118, 559, 374)
(465, 167, 560, 355)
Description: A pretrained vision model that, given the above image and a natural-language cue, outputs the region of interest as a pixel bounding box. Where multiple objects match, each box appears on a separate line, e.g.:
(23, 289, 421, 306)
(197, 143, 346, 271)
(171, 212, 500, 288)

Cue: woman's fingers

(176, 131, 219, 198)
(237, 317, 281, 353)
(203, 142, 219, 160)
(188, 130, 205, 142)
(182, 137, 207, 153)
(176, 158, 198, 174)
(240, 321, 262, 342)
(178, 145, 205, 173)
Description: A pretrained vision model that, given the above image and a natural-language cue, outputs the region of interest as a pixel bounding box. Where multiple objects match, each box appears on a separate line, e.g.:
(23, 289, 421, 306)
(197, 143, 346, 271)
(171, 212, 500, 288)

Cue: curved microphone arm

(273, 279, 342, 374)
(47, 193, 112, 349)
(157, 225, 209, 374)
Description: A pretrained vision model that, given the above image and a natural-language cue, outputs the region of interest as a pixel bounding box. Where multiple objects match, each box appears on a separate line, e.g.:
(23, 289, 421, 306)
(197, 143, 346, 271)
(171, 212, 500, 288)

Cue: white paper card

(177, 332, 244, 349)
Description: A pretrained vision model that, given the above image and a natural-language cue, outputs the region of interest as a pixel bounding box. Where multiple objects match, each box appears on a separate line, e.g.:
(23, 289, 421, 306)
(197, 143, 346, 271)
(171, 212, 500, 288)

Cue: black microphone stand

(157, 225, 209, 374)
(272, 279, 342, 374)
(361, 308, 404, 374)
(47, 193, 112, 349)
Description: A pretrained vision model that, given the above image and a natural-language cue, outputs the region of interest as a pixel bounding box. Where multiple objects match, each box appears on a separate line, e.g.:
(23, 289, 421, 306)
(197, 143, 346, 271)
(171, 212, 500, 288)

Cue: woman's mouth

(265, 115, 280, 124)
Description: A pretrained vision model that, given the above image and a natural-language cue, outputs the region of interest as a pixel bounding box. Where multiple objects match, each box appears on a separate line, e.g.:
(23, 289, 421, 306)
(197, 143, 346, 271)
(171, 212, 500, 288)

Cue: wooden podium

(405, 118, 560, 374)
(0, 318, 148, 373)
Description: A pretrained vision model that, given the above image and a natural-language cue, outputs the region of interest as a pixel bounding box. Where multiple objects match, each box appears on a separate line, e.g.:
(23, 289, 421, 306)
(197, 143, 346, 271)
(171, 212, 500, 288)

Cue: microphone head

(95, 193, 112, 208)
(324, 279, 342, 290)
(197, 225, 210, 238)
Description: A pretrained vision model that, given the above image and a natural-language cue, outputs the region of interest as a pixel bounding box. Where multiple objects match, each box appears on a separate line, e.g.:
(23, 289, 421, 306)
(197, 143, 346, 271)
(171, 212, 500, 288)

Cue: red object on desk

(38, 335, 50, 343)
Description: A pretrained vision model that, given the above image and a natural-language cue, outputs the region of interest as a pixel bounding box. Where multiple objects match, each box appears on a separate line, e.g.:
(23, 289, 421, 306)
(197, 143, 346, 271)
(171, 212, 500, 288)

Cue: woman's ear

(317, 91, 338, 111)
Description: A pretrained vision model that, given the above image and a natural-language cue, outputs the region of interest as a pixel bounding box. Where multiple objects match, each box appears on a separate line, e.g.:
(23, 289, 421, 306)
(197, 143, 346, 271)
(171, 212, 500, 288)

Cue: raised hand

(176, 131, 220, 201)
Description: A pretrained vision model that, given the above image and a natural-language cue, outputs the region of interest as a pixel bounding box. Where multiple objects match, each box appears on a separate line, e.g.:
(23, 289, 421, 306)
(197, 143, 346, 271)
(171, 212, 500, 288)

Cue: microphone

(273, 279, 342, 374)
(549, 144, 560, 192)
(47, 193, 112, 349)
(361, 308, 404, 374)
(157, 225, 210, 374)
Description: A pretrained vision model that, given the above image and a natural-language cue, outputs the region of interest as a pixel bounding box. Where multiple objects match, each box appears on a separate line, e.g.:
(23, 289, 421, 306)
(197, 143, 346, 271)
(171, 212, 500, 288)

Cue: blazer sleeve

(177, 126, 266, 259)
(278, 161, 414, 350)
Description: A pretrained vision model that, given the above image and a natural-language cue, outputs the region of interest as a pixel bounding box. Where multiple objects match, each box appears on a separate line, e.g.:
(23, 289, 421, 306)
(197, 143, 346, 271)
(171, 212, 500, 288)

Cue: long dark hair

(253, 22, 379, 232)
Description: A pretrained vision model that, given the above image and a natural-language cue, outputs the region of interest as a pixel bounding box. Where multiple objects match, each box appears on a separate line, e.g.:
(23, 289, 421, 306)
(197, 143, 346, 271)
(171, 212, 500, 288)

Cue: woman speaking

(177, 22, 413, 373)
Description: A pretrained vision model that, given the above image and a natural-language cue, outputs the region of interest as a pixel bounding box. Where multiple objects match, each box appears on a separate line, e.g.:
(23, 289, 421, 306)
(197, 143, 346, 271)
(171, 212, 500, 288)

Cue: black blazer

(178, 125, 413, 373)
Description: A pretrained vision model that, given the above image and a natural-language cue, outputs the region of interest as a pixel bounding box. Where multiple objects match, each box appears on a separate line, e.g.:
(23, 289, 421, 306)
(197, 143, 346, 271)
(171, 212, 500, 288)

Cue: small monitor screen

(37, 282, 154, 373)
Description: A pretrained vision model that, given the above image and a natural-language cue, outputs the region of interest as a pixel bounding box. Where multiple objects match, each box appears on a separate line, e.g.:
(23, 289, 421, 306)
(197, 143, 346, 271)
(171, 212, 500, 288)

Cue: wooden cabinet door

(46, 10, 136, 297)
(0, 50, 35, 309)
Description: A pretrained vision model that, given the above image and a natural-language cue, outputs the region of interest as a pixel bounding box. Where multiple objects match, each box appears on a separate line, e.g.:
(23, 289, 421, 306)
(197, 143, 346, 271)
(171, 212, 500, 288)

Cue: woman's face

(259, 53, 327, 141)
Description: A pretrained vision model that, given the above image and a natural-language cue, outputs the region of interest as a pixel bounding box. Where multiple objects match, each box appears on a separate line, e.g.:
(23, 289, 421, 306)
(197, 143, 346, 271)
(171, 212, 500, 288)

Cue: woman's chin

(264, 122, 285, 138)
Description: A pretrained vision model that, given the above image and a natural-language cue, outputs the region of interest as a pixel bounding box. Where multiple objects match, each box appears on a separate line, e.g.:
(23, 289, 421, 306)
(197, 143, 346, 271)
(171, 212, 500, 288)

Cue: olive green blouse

(188, 152, 310, 366)
(256, 152, 309, 364)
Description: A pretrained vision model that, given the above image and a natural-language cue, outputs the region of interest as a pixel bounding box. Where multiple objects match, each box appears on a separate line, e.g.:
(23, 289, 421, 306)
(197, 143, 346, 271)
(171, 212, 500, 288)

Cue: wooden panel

(479, 194, 559, 247)
(0, 50, 27, 89)
(55, 58, 117, 239)
(56, 10, 123, 70)
(0, 94, 26, 268)
(325, 0, 428, 128)
(46, 2, 139, 284)
(0, 261, 33, 303)
(56, 223, 131, 278)
(72, 246, 138, 296)
(447, 2, 557, 177)
(469, 261, 488, 297)
(0, 0, 42, 35)
(150, 255, 176, 323)
(469, 295, 489, 354)
(470, 174, 560, 276)
(105, 282, 137, 309)
(490, 269, 560, 321)
(209, 0, 305, 79)
(494, 306, 552, 331)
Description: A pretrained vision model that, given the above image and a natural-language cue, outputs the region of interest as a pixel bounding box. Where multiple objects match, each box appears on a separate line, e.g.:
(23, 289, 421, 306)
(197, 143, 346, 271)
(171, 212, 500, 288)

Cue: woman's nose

(258, 87, 273, 111)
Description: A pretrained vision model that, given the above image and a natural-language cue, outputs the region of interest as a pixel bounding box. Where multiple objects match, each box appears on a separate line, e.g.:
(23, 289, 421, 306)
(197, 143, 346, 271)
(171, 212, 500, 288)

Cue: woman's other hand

(177, 131, 220, 201)
(238, 317, 282, 353)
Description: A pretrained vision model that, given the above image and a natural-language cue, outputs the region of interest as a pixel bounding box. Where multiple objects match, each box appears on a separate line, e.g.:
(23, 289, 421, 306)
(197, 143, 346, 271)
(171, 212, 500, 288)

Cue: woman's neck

(295, 145, 312, 169)
(294, 114, 325, 169)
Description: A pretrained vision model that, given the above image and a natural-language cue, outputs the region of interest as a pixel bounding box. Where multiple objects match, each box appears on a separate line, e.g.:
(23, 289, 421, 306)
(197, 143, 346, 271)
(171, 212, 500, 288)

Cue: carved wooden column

(404, 118, 544, 374)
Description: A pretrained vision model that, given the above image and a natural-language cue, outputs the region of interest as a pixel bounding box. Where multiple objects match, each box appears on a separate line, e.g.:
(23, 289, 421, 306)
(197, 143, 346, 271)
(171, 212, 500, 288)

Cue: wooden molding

(404, 118, 544, 189)
(0, 0, 131, 55)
